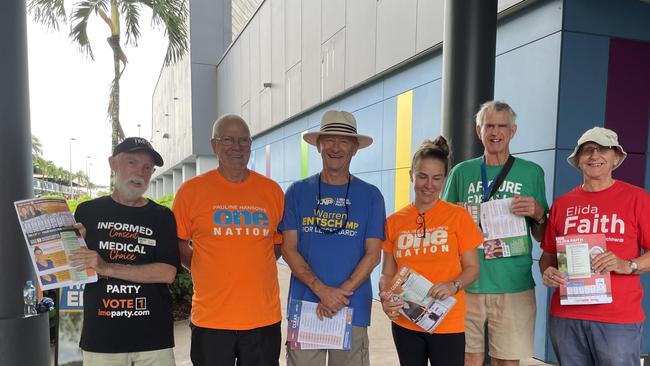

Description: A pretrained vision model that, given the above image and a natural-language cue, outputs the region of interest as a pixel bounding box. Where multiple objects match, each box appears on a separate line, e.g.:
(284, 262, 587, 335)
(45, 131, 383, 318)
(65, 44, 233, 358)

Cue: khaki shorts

(287, 326, 369, 366)
(83, 348, 175, 366)
(464, 289, 536, 360)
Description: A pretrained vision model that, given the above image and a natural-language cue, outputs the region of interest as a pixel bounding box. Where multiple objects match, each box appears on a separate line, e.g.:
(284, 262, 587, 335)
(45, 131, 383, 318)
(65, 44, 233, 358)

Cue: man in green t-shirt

(442, 101, 548, 366)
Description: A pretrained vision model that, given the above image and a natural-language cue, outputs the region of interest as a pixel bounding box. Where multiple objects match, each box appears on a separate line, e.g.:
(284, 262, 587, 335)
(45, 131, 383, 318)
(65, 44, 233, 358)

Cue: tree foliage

(27, 0, 189, 166)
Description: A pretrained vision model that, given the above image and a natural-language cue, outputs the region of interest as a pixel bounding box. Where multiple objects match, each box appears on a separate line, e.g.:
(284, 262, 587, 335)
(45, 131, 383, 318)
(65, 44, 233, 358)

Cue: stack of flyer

(457, 198, 529, 260)
(380, 266, 455, 333)
(15, 197, 97, 290)
(556, 233, 612, 305)
(287, 300, 353, 350)
(478, 197, 529, 260)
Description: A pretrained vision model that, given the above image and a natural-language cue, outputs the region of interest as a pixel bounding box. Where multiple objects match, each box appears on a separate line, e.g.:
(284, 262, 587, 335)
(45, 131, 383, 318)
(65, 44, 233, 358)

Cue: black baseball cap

(112, 137, 164, 166)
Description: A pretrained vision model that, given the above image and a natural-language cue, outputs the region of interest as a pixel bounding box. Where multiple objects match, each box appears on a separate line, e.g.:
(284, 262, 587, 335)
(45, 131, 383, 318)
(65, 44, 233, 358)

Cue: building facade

(150, 0, 650, 360)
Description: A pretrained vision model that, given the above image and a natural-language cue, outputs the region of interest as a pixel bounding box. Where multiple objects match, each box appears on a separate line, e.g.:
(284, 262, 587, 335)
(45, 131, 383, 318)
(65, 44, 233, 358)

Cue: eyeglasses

(579, 145, 613, 156)
(214, 136, 252, 147)
(416, 213, 426, 238)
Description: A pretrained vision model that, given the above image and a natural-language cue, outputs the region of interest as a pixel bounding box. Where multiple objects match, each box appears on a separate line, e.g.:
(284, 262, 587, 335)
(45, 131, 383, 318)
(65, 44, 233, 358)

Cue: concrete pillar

(148, 180, 157, 199)
(172, 169, 183, 193)
(162, 174, 173, 195)
(155, 178, 164, 199)
(441, 0, 497, 163)
(182, 163, 196, 182)
(196, 155, 218, 174)
(0, 1, 51, 365)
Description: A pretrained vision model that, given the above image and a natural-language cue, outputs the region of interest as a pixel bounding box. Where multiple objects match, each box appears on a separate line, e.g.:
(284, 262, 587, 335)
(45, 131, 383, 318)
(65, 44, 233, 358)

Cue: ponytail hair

(410, 136, 450, 176)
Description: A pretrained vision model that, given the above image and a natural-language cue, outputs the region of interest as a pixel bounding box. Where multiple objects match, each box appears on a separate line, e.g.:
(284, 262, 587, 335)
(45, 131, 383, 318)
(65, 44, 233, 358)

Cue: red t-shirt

(541, 180, 650, 323)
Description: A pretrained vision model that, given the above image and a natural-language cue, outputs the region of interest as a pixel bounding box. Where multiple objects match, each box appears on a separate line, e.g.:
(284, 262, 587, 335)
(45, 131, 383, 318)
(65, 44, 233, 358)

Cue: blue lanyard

(480, 156, 507, 202)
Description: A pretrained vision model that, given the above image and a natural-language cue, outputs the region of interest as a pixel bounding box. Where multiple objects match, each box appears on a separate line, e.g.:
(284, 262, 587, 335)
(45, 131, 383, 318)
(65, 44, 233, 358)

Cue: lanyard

(480, 155, 514, 202)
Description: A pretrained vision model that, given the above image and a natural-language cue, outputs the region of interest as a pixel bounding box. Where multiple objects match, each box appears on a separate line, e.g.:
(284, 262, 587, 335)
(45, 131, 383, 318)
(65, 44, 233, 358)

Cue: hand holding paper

(70, 247, 108, 275)
(511, 195, 545, 220)
(427, 282, 456, 300)
(314, 283, 352, 313)
(591, 251, 629, 275)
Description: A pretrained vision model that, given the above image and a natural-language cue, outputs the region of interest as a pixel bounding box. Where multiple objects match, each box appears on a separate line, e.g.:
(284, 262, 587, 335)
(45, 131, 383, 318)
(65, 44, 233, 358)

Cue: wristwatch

(452, 280, 462, 294)
(629, 260, 639, 274)
(535, 214, 547, 225)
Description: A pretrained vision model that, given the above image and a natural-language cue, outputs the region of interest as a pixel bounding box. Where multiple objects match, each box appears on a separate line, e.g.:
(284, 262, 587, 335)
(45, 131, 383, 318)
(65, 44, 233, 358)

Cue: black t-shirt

(75, 196, 179, 353)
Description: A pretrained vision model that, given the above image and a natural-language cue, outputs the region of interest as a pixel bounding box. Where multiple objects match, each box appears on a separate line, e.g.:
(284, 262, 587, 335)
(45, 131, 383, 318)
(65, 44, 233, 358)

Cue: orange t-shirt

(382, 200, 483, 333)
(172, 169, 284, 330)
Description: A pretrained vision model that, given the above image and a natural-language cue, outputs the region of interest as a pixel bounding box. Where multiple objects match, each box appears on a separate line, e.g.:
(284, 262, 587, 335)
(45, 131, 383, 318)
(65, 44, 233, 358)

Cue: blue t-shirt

(280, 174, 386, 327)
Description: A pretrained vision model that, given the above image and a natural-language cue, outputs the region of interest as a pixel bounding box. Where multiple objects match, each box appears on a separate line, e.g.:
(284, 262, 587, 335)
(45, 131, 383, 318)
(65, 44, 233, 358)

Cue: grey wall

(151, 57, 192, 168)
(152, 0, 232, 177)
(216, 0, 526, 137)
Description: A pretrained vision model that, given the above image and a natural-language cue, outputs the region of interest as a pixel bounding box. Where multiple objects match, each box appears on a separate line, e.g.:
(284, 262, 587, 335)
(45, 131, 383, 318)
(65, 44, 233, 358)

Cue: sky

(27, 3, 169, 187)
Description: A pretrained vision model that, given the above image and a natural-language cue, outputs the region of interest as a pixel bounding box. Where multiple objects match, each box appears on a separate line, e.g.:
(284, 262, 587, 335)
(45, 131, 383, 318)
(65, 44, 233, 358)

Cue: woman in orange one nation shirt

(380, 136, 483, 366)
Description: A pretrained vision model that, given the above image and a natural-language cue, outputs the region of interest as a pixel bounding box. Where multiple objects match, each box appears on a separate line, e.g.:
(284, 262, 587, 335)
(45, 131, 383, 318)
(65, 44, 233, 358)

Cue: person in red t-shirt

(540, 127, 650, 366)
(380, 136, 483, 366)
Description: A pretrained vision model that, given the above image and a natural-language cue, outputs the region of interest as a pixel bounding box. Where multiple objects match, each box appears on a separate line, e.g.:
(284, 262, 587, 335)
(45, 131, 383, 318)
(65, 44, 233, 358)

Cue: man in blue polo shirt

(280, 110, 386, 366)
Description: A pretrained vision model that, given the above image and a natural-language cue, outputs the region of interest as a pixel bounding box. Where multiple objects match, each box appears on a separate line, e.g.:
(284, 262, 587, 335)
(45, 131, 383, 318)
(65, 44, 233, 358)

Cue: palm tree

(32, 135, 43, 157)
(39, 160, 57, 182)
(27, 0, 188, 151)
(74, 170, 90, 186)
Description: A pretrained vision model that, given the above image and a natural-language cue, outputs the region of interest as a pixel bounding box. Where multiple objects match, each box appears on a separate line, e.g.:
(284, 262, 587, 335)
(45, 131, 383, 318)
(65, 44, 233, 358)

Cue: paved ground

(173, 264, 551, 366)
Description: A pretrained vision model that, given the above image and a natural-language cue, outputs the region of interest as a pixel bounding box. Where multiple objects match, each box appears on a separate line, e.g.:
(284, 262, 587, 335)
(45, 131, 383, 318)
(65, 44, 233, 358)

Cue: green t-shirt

(441, 156, 548, 294)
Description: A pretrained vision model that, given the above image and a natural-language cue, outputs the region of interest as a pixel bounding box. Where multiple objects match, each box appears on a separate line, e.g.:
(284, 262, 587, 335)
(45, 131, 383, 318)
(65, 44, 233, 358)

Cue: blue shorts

(549, 316, 642, 366)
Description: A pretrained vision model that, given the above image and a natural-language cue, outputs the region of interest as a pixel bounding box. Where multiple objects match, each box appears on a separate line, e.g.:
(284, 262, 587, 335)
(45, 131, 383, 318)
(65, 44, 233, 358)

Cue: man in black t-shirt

(70, 137, 179, 366)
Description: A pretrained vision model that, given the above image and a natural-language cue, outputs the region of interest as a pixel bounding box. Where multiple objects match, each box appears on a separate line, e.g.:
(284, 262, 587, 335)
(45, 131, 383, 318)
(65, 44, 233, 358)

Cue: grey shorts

(83, 348, 174, 366)
(549, 316, 642, 366)
(286, 326, 369, 366)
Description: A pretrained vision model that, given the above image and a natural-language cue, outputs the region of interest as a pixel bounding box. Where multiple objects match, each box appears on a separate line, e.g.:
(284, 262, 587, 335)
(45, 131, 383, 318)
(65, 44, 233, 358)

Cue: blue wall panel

(381, 170, 396, 217)
(556, 33, 609, 149)
(283, 116, 309, 139)
(339, 81, 384, 114)
(382, 56, 442, 100)
(553, 148, 582, 199)
(532, 261, 552, 360)
(411, 80, 442, 147)
(355, 172, 383, 197)
(269, 140, 284, 183)
(306, 124, 322, 177)
(354, 171, 386, 301)
(381, 97, 398, 171)
(266, 127, 284, 145)
(496, 0, 562, 56)
(351, 104, 384, 174)
(564, 0, 650, 42)
(251, 134, 268, 150)
(495, 32, 561, 153)
(250, 148, 265, 175)
(283, 133, 302, 183)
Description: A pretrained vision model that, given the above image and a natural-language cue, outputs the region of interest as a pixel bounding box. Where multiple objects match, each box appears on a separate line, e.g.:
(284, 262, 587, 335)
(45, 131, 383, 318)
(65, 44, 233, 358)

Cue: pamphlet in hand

(556, 233, 612, 305)
(380, 266, 456, 333)
(478, 197, 528, 260)
(15, 198, 97, 290)
(287, 299, 353, 350)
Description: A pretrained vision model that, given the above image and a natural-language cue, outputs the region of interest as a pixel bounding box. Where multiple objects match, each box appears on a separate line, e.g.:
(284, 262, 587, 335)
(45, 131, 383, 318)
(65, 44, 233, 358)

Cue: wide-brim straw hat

(303, 110, 373, 149)
(567, 126, 627, 170)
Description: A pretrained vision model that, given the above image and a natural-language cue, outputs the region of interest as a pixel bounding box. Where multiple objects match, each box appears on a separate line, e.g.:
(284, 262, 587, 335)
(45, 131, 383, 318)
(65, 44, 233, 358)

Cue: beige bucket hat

(303, 110, 373, 149)
(567, 127, 627, 170)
